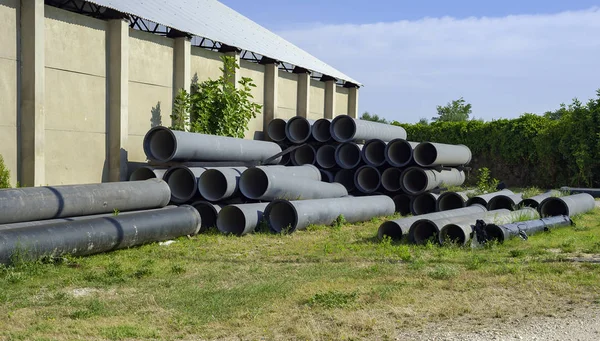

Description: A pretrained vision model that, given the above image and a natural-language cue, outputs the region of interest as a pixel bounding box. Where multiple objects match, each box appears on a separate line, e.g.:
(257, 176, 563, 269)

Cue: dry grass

(1, 209, 600, 340)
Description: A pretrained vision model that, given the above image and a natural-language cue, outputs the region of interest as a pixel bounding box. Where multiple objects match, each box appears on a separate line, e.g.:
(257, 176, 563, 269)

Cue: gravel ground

(396, 306, 600, 341)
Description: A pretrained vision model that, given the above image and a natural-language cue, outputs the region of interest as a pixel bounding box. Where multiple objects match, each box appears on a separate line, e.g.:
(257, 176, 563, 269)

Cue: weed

(69, 299, 107, 319)
(101, 325, 159, 340)
(307, 290, 358, 309)
(332, 214, 347, 230)
(428, 264, 459, 280)
(112, 209, 119, 216)
(474, 167, 499, 195)
(509, 249, 525, 258)
(171, 264, 186, 275)
(521, 187, 543, 199)
(560, 238, 576, 253)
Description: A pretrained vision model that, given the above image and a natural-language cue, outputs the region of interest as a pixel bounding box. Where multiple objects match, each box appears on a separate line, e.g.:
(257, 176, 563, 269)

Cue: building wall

(190, 47, 223, 83)
(277, 72, 298, 119)
(0, 0, 18, 186)
(309, 80, 325, 120)
(239, 60, 265, 139)
(335, 86, 349, 116)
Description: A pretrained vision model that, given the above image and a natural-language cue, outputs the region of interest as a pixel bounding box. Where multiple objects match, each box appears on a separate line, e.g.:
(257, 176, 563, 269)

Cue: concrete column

(107, 19, 129, 182)
(224, 50, 241, 86)
(296, 71, 310, 118)
(173, 37, 191, 93)
(348, 86, 359, 118)
(263, 62, 278, 133)
(20, 0, 45, 186)
(324, 79, 336, 119)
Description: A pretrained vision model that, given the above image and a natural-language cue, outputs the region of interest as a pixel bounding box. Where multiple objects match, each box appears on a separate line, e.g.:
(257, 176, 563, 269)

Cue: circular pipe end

(354, 166, 381, 193)
(413, 142, 438, 167)
(198, 169, 232, 202)
(378, 221, 403, 240)
(163, 166, 198, 203)
(483, 224, 506, 243)
(285, 117, 312, 143)
(466, 197, 488, 207)
(440, 224, 467, 245)
(362, 139, 387, 167)
(291, 145, 316, 166)
(129, 167, 158, 181)
(539, 197, 569, 217)
(239, 168, 269, 199)
(316, 145, 337, 169)
(191, 201, 221, 232)
(411, 219, 439, 245)
(520, 199, 538, 209)
(385, 139, 413, 167)
(411, 193, 438, 215)
(312, 119, 332, 142)
(392, 194, 412, 215)
(330, 115, 357, 142)
(381, 168, 403, 192)
(334, 169, 356, 192)
(265, 200, 299, 233)
(216, 206, 246, 236)
(143, 126, 177, 162)
(335, 143, 362, 169)
(267, 119, 288, 142)
(487, 195, 516, 211)
(437, 192, 466, 211)
(401, 168, 428, 194)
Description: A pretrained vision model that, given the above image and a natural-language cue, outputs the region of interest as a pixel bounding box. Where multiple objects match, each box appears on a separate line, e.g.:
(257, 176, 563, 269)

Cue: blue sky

(221, 0, 600, 123)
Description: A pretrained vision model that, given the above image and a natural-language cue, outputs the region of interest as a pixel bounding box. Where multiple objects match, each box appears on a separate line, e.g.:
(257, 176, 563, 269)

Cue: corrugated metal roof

(86, 0, 360, 85)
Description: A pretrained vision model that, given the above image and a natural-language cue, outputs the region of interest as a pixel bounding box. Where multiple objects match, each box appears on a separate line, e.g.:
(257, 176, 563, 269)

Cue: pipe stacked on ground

(129, 166, 168, 181)
(413, 142, 472, 167)
(484, 215, 572, 243)
(519, 190, 561, 209)
(216, 203, 269, 236)
(385, 139, 419, 168)
(411, 192, 440, 215)
(401, 167, 466, 195)
(436, 191, 472, 211)
(560, 187, 600, 198)
(486, 193, 523, 211)
(466, 189, 515, 207)
(267, 118, 288, 142)
(538, 193, 596, 217)
(330, 115, 407, 142)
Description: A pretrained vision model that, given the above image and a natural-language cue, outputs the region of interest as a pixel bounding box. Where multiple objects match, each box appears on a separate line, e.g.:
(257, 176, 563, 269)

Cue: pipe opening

(484, 224, 505, 243)
(191, 202, 220, 231)
(440, 224, 467, 245)
(382, 168, 402, 192)
(331, 116, 356, 142)
(334, 169, 355, 192)
(267, 119, 287, 142)
(279, 152, 291, 165)
(363, 140, 386, 166)
(386, 139, 412, 167)
(355, 166, 380, 193)
(392, 194, 411, 215)
(488, 196, 515, 211)
(378, 221, 403, 240)
(466, 197, 487, 207)
(198, 170, 228, 201)
(239, 168, 269, 199)
(166, 168, 197, 202)
(520, 199, 538, 209)
(413, 142, 437, 167)
(217, 206, 246, 235)
(412, 220, 438, 245)
(147, 128, 176, 162)
(291, 145, 316, 165)
(412, 194, 437, 215)
(437, 192, 465, 211)
(287, 117, 311, 143)
(312, 119, 331, 142)
(316, 145, 336, 169)
(336, 143, 362, 169)
(267, 201, 298, 233)
(320, 170, 335, 183)
(402, 168, 427, 194)
(129, 167, 158, 181)
(540, 198, 569, 217)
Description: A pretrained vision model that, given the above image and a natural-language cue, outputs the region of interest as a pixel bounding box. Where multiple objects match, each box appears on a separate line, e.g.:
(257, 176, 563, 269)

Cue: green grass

(1, 209, 600, 340)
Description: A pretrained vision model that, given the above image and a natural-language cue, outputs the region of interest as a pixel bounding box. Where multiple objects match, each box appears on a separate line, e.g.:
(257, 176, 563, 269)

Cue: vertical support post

(263, 61, 278, 133)
(347, 86, 359, 118)
(173, 37, 191, 93)
(107, 19, 129, 182)
(296, 70, 310, 118)
(20, 0, 45, 186)
(324, 79, 336, 119)
(224, 50, 241, 86)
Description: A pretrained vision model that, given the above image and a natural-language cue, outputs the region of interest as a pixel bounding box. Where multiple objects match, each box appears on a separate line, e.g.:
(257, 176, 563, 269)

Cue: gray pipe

(410, 192, 440, 215)
(487, 193, 523, 211)
(197, 167, 247, 202)
(335, 142, 364, 169)
(320, 169, 335, 183)
(144, 126, 282, 164)
(385, 139, 419, 168)
(278, 143, 292, 165)
(484, 215, 572, 244)
(361, 139, 387, 167)
(560, 187, 600, 198)
(392, 194, 412, 216)
(216, 203, 268, 236)
(401, 167, 465, 195)
(266, 118, 288, 142)
(520, 190, 562, 209)
(436, 191, 470, 211)
(538, 193, 596, 217)
(0, 205, 201, 264)
(311, 118, 332, 143)
(354, 166, 381, 194)
(163, 166, 206, 203)
(466, 189, 515, 207)
(334, 169, 356, 192)
(265, 195, 395, 233)
(316, 144, 337, 169)
(378, 204, 486, 241)
(129, 166, 167, 181)
(285, 117, 314, 144)
(291, 144, 316, 166)
(0, 179, 170, 225)
(191, 201, 222, 233)
(255, 165, 321, 181)
(239, 168, 348, 201)
(413, 142, 472, 167)
(381, 168, 403, 192)
(330, 115, 407, 142)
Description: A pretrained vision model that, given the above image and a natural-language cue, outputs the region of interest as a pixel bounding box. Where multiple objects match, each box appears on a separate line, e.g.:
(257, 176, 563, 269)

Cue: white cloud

(277, 9, 600, 123)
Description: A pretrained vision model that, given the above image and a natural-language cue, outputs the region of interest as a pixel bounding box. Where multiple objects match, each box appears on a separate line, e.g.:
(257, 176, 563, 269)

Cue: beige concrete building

(0, 0, 361, 187)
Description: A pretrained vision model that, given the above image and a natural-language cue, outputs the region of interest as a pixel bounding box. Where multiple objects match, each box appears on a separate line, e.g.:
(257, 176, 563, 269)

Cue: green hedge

(391, 91, 600, 188)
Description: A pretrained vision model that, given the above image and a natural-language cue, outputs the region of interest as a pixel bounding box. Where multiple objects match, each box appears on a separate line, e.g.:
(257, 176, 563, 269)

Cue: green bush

(0, 154, 10, 189)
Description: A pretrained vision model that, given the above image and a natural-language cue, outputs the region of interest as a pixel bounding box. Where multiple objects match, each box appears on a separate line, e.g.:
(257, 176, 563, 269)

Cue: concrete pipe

(312, 118, 332, 143)
(436, 191, 470, 211)
(381, 168, 403, 192)
(560, 187, 600, 198)
(335, 142, 364, 169)
(410, 192, 440, 215)
(377, 204, 486, 241)
(466, 189, 515, 207)
(392, 194, 412, 216)
(538, 193, 596, 217)
(334, 169, 356, 192)
(330, 115, 407, 142)
(239, 168, 348, 201)
(0, 179, 171, 225)
(291, 144, 317, 166)
(413, 142, 472, 167)
(412, 208, 511, 245)
(285, 117, 314, 144)
(0, 205, 201, 264)
(385, 139, 419, 168)
(460, 208, 540, 245)
(484, 215, 572, 244)
(191, 201, 222, 233)
(266, 118, 288, 142)
(254, 165, 321, 181)
(278, 143, 292, 165)
(197, 167, 247, 202)
(129, 166, 168, 181)
(144, 126, 282, 164)
(216, 203, 269, 236)
(354, 166, 381, 194)
(361, 139, 388, 167)
(265, 195, 395, 233)
(487, 193, 523, 211)
(519, 190, 561, 209)
(163, 166, 206, 203)
(316, 144, 337, 169)
(320, 169, 335, 183)
(401, 167, 465, 195)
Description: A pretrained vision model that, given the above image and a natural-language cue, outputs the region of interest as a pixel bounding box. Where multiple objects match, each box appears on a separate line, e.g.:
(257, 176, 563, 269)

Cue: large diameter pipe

(239, 168, 348, 201)
(354, 166, 381, 194)
(216, 203, 268, 236)
(320, 170, 335, 183)
(413, 142, 472, 167)
(334, 169, 356, 192)
(335, 142, 364, 169)
(254, 165, 321, 181)
(265, 195, 395, 233)
(197, 167, 247, 202)
(163, 166, 206, 203)
(361, 139, 387, 167)
(129, 166, 167, 181)
(316, 144, 337, 169)
(277, 143, 291, 165)
(0, 205, 201, 264)
(385, 139, 419, 168)
(392, 194, 412, 216)
(330, 115, 407, 142)
(411, 192, 440, 215)
(466, 189, 515, 207)
(560, 187, 600, 198)
(266, 118, 288, 142)
(191, 201, 222, 233)
(381, 168, 403, 192)
(401, 167, 465, 195)
(285, 117, 314, 144)
(0, 179, 170, 225)
(312, 118, 332, 143)
(538, 193, 596, 217)
(484, 215, 573, 243)
(487, 193, 523, 211)
(290, 144, 316, 166)
(144, 126, 282, 164)
(377, 204, 486, 241)
(436, 191, 471, 211)
(520, 190, 562, 209)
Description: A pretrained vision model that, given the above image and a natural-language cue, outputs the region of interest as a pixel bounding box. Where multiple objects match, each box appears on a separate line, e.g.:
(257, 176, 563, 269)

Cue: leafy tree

(417, 117, 429, 125)
(432, 97, 472, 122)
(360, 111, 388, 124)
(0, 154, 10, 189)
